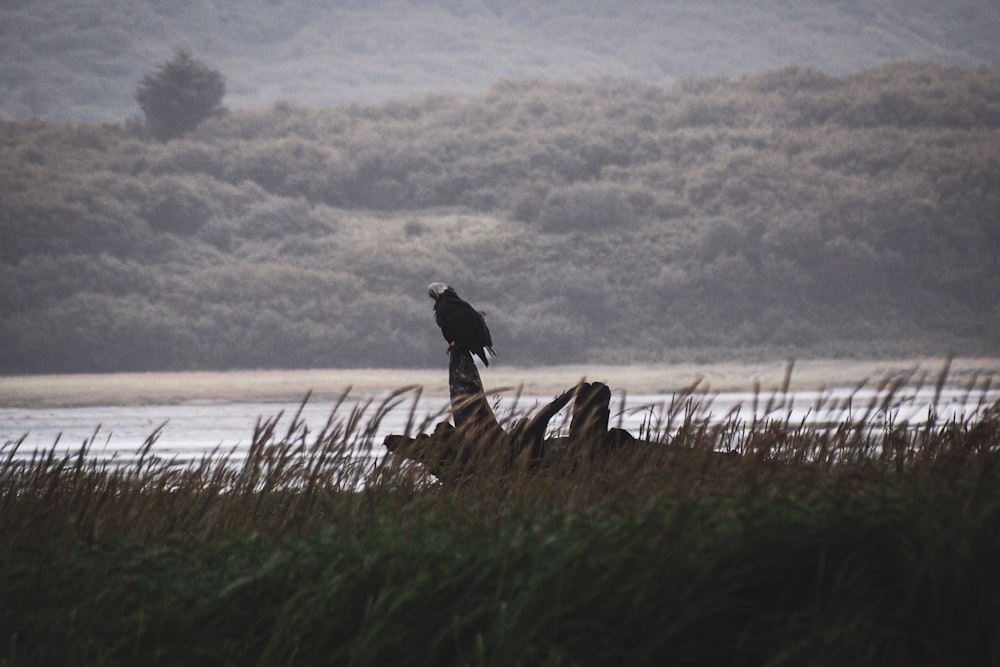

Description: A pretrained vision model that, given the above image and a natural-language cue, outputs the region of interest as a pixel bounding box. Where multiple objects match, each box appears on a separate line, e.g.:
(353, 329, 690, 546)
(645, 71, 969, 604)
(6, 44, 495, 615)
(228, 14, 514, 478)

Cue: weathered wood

(565, 382, 639, 455)
(383, 421, 478, 481)
(448, 348, 505, 442)
(569, 382, 611, 444)
(383, 347, 650, 478)
(445, 347, 510, 467)
(381, 348, 508, 481)
(384, 385, 579, 476)
(510, 386, 576, 462)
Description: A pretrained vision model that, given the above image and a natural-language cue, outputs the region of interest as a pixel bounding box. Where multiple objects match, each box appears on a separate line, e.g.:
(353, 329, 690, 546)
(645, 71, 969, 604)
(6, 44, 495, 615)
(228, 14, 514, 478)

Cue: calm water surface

(2, 386, 997, 464)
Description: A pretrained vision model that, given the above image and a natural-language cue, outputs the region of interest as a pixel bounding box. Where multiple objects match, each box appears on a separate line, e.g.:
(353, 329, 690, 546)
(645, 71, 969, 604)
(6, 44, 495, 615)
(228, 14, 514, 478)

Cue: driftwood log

(382, 348, 639, 479)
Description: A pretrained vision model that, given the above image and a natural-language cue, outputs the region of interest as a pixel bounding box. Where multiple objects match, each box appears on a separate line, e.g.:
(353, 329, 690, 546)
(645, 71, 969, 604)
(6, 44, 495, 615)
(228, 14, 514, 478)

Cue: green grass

(2, 384, 1000, 666)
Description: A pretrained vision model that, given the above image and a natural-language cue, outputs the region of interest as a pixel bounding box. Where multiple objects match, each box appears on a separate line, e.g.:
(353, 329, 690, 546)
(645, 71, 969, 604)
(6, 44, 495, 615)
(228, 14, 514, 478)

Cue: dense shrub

(136, 51, 226, 141)
(537, 182, 639, 233)
(143, 176, 211, 234)
(1, 62, 999, 372)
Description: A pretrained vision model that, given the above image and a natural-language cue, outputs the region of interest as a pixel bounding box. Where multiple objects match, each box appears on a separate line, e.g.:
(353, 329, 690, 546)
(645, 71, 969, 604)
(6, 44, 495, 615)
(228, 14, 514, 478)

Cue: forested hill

(3, 0, 1000, 122)
(2, 63, 1000, 373)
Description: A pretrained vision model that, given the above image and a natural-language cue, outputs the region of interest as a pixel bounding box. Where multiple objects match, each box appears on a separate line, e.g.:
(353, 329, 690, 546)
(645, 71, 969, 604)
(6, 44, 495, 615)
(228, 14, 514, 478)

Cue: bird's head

(427, 282, 453, 301)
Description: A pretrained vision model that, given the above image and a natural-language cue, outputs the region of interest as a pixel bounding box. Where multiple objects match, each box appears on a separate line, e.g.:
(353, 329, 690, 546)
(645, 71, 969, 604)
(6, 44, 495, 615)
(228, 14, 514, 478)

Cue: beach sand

(2, 358, 998, 408)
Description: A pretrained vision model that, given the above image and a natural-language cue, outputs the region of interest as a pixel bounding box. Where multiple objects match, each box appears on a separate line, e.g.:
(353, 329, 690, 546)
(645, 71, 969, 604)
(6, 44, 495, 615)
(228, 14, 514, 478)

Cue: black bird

(427, 282, 495, 366)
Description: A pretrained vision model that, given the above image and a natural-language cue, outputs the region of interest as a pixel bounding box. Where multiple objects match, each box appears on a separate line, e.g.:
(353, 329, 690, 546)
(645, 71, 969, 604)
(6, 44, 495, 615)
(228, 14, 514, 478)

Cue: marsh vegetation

(3, 371, 999, 665)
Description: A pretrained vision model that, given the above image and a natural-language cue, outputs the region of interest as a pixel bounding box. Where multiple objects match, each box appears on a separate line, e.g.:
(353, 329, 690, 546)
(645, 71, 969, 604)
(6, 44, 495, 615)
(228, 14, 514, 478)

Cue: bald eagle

(428, 282, 495, 366)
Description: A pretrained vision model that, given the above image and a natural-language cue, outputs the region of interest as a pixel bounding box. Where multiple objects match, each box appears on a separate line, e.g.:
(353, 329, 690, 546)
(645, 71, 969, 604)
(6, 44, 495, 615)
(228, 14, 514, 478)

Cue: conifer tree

(136, 50, 225, 141)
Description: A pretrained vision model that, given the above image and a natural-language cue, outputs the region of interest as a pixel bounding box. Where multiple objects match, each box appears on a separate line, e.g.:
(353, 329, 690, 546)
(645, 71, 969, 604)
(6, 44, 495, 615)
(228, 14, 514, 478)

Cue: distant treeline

(5, 0, 1000, 122)
(2, 62, 999, 373)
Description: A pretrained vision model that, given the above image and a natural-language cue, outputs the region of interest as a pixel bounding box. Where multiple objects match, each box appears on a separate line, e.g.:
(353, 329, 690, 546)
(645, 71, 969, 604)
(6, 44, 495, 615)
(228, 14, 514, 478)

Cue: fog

(3, 0, 1000, 122)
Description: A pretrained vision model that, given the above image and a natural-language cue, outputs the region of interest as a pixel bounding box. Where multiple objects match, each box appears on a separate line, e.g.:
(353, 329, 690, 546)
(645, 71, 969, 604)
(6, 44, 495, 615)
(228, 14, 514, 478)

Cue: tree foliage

(1, 63, 999, 372)
(136, 50, 225, 141)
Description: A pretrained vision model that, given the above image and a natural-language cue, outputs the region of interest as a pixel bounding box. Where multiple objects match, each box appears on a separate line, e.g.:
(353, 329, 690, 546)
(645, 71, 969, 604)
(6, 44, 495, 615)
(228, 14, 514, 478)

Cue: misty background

(4, 1, 1000, 122)
(2, 0, 999, 373)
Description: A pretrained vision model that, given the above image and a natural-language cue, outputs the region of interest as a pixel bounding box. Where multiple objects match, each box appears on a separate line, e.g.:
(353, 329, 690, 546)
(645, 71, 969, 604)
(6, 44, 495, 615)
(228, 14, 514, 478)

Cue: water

(0, 394, 445, 463)
(2, 385, 997, 465)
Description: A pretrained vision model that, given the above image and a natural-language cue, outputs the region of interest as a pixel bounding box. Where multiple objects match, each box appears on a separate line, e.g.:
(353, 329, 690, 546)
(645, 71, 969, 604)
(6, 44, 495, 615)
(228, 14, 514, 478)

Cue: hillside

(2, 63, 1000, 373)
(3, 0, 1000, 122)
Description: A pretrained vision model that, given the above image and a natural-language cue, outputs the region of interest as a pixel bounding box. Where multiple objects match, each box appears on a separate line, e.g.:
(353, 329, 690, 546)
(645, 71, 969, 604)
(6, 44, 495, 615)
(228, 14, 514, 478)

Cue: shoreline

(2, 358, 998, 409)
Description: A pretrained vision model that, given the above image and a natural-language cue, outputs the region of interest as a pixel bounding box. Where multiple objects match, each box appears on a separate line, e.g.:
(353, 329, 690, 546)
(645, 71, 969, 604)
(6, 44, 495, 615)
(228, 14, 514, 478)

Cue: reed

(2, 376, 999, 665)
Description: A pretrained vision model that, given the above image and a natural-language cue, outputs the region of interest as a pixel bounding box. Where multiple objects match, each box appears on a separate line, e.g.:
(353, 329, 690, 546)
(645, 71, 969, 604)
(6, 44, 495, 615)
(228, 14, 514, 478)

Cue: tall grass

(2, 378, 999, 665)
